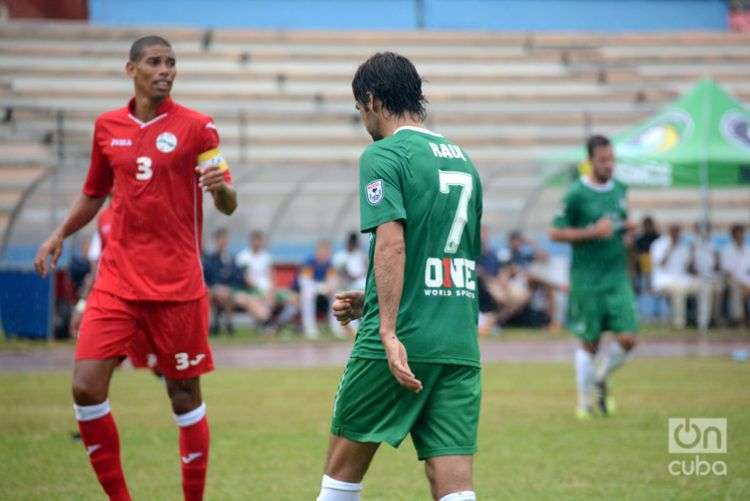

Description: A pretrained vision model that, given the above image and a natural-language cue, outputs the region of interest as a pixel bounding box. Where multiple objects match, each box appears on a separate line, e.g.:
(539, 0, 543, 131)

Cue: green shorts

(331, 357, 481, 460)
(568, 281, 639, 342)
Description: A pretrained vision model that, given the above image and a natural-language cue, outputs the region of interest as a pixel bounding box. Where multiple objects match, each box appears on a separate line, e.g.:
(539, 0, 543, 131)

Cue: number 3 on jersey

(439, 170, 473, 254)
(136, 156, 153, 181)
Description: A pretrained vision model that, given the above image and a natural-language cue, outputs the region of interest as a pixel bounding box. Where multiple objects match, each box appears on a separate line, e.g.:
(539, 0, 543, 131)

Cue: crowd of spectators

(635, 219, 750, 329)
(478, 227, 567, 336)
(202, 229, 367, 338)
(56, 219, 748, 340)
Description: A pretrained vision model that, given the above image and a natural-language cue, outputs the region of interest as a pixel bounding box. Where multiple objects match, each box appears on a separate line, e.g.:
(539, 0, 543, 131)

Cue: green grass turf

(1, 358, 748, 500)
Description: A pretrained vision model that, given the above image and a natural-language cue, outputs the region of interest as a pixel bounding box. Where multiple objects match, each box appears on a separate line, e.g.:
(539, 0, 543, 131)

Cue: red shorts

(77, 289, 213, 379)
(125, 331, 157, 369)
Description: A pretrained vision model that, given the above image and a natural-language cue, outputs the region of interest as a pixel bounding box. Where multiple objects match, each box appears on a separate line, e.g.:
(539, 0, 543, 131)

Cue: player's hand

(382, 334, 423, 393)
(591, 217, 613, 239)
(195, 165, 228, 193)
(332, 290, 364, 325)
(34, 233, 64, 277)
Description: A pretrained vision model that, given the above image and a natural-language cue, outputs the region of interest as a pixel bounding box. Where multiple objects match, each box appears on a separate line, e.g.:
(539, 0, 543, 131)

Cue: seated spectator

(299, 239, 342, 339)
(234, 230, 274, 326)
(333, 231, 368, 291)
(650, 223, 713, 329)
(501, 230, 562, 329)
(477, 226, 504, 336)
(634, 216, 660, 293)
(691, 221, 723, 327)
(332, 232, 368, 337)
(720, 223, 750, 325)
(202, 228, 243, 335)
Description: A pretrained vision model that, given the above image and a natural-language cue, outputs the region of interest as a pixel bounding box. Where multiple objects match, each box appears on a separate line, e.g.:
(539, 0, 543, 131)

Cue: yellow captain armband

(197, 148, 229, 173)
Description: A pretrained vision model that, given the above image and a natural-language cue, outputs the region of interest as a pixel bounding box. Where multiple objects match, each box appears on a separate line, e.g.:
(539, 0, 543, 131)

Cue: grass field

(1, 357, 749, 500)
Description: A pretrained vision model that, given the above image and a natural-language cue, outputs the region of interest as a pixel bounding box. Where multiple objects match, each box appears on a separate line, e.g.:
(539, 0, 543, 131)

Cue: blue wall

(90, 0, 729, 31)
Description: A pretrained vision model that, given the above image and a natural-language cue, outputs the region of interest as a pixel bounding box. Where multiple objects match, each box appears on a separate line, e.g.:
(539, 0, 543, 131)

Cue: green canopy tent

(542, 79, 750, 221)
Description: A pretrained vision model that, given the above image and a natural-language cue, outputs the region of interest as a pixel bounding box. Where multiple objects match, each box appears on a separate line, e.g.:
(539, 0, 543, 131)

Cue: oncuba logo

(424, 257, 476, 298)
(667, 418, 727, 477)
(720, 110, 750, 149)
(618, 110, 694, 155)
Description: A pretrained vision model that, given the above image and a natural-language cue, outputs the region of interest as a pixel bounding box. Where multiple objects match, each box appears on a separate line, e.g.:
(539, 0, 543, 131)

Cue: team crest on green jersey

(366, 179, 384, 205)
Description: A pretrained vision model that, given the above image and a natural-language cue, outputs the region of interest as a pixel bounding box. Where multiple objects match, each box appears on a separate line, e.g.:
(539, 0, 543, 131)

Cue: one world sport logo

(667, 418, 727, 477)
(423, 257, 476, 299)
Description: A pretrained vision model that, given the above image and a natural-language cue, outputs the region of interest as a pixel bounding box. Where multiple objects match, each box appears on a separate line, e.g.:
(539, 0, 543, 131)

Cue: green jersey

(553, 177, 630, 293)
(353, 126, 483, 367)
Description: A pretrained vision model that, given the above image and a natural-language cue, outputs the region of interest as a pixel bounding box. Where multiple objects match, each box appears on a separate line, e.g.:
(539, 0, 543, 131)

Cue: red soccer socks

(175, 402, 210, 501)
(74, 400, 131, 501)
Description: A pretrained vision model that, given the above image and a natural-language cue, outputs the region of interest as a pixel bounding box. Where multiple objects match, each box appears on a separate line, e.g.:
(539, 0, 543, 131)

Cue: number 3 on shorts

(175, 352, 206, 371)
(439, 170, 473, 254)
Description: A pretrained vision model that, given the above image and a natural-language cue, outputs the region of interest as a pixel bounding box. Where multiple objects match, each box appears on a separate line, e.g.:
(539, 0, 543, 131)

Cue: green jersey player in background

(316, 52, 482, 501)
(550, 135, 638, 420)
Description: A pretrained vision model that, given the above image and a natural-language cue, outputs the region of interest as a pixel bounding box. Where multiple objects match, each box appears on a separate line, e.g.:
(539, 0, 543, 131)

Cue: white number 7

(439, 170, 473, 254)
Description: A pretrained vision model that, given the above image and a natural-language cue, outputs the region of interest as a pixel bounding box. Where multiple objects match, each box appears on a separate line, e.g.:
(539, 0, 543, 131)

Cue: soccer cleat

(594, 380, 616, 416)
(575, 407, 594, 420)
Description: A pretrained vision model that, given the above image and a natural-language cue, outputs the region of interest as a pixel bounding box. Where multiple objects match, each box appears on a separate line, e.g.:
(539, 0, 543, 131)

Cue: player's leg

(594, 283, 639, 414)
(318, 435, 379, 500)
(425, 456, 475, 501)
(73, 289, 140, 501)
(166, 376, 209, 501)
(411, 364, 480, 500)
(144, 295, 214, 501)
(320, 358, 432, 499)
(568, 292, 602, 418)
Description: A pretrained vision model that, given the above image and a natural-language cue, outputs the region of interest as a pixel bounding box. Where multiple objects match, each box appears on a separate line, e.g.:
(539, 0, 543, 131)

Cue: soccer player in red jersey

(34, 36, 236, 501)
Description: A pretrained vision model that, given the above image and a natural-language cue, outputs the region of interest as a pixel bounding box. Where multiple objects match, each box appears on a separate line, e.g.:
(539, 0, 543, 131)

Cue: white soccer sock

(575, 348, 594, 410)
(439, 491, 476, 501)
(173, 402, 206, 427)
(596, 342, 627, 383)
(316, 474, 362, 501)
(74, 400, 111, 421)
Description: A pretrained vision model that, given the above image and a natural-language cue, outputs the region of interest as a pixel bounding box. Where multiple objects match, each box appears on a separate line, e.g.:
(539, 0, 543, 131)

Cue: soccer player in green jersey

(315, 52, 483, 501)
(550, 135, 638, 420)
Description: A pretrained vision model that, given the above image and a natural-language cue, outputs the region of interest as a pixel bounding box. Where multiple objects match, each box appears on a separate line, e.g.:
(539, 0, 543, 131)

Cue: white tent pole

(698, 80, 711, 339)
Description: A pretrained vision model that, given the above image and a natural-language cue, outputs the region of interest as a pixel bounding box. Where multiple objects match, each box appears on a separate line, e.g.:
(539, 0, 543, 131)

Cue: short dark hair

(731, 223, 745, 235)
(352, 52, 427, 120)
(586, 134, 611, 158)
(347, 231, 359, 248)
(129, 35, 172, 62)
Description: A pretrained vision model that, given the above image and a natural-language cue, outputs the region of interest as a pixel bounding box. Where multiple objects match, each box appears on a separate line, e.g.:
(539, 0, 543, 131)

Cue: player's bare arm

(332, 290, 364, 325)
(34, 194, 107, 277)
(549, 216, 613, 243)
(196, 165, 237, 215)
(374, 221, 423, 393)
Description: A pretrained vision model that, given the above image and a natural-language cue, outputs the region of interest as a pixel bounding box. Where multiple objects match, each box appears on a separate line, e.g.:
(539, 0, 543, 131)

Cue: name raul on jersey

(429, 142, 467, 161)
(424, 257, 476, 299)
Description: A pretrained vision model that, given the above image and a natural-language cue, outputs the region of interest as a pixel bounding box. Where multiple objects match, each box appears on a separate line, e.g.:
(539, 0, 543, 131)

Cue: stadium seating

(1, 22, 749, 258)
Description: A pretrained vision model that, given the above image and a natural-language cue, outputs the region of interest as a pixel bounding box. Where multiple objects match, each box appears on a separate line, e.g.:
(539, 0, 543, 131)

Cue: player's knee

(619, 335, 637, 351)
(166, 378, 201, 414)
(582, 340, 599, 354)
(71, 377, 107, 405)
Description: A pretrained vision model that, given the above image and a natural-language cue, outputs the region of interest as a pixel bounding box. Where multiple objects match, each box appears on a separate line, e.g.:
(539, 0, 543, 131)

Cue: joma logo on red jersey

(424, 257, 476, 294)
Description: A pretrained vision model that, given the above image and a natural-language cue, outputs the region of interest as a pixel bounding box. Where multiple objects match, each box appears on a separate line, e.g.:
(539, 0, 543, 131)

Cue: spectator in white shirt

(651, 224, 712, 329)
(690, 221, 723, 326)
(333, 232, 368, 291)
(233, 230, 274, 327)
(720, 224, 750, 324)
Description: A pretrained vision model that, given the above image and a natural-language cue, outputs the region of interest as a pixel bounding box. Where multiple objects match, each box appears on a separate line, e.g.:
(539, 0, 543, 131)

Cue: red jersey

(97, 206, 114, 249)
(83, 97, 231, 301)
